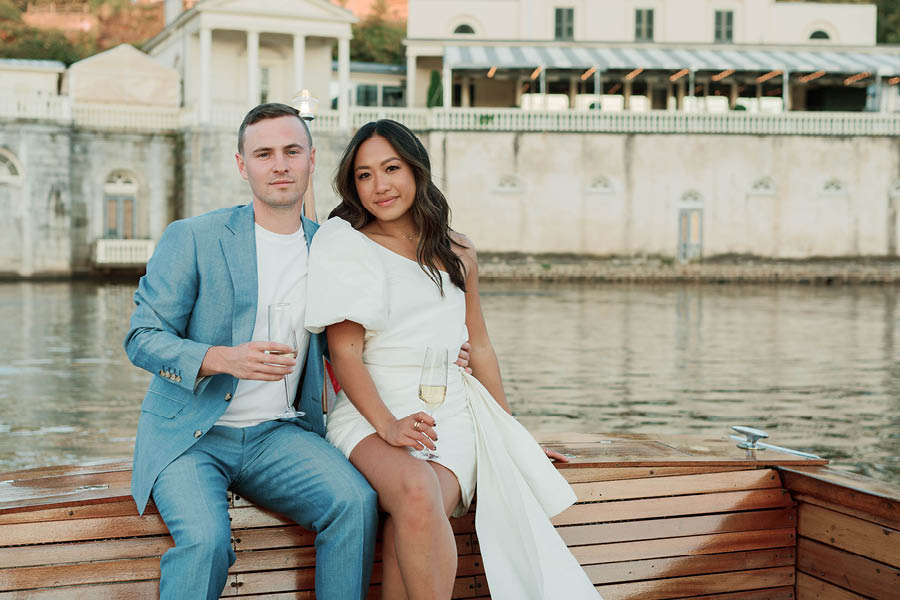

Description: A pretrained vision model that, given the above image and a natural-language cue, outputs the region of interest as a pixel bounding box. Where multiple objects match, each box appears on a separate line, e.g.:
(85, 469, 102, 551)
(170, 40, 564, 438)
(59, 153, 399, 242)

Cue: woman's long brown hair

(330, 119, 467, 295)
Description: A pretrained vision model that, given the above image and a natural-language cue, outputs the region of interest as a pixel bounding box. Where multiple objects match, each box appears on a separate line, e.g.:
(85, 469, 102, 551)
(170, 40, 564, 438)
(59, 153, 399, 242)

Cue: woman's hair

(331, 119, 467, 295)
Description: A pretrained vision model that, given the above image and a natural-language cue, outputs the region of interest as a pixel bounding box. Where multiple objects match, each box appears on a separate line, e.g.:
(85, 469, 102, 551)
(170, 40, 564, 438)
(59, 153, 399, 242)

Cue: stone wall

(0, 122, 177, 277)
(2, 121, 900, 277)
(424, 131, 900, 259)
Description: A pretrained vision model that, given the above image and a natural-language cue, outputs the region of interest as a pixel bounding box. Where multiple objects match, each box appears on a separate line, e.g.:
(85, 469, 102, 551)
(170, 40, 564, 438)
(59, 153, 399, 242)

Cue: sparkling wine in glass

(268, 303, 304, 419)
(409, 347, 447, 460)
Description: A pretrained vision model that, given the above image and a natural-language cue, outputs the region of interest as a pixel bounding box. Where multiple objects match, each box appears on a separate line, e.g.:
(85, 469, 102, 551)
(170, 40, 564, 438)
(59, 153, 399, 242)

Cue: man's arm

(124, 220, 297, 392)
(124, 220, 213, 392)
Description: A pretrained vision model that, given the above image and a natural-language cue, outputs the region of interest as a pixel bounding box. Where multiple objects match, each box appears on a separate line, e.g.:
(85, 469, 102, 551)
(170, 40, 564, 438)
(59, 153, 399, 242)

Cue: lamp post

(291, 89, 319, 222)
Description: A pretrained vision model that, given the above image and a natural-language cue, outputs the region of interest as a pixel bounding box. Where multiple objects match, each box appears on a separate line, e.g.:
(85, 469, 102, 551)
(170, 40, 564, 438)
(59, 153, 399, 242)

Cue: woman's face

(353, 135, 417, 223)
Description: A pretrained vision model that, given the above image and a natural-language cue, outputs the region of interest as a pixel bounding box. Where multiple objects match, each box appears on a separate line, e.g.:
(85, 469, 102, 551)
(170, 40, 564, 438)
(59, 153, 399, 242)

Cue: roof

(445, 44, 900, 76)
(332, 60, 406, 74)
(0, 58, 66, 72)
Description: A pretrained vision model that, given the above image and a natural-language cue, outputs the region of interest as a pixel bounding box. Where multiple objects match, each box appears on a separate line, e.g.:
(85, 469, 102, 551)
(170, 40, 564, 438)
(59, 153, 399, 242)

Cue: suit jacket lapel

(301, 215, 319, 248)
(222, 203, 258, 345)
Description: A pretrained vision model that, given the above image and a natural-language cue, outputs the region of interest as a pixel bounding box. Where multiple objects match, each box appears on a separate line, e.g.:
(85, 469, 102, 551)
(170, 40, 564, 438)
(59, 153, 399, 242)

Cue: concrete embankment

(477, 254, 900, 284)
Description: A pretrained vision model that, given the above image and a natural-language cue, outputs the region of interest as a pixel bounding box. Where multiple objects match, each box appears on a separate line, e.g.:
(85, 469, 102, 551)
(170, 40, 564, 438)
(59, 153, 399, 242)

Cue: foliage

(0, 21, 88, 64)
(0, 0, 21, 22)
(347, 0, 406, 64)
(426, 70, 442, 107)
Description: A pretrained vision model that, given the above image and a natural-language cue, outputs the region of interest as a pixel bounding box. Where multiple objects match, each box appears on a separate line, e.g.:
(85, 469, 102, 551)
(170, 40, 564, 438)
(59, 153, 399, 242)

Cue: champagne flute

(409, 347, 448, 460)
(268, 303, 304, 419)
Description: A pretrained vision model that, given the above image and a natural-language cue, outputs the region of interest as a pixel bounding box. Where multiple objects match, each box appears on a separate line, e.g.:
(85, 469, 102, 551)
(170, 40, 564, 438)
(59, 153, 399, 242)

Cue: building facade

(404, 0, 897, 112)
(146, 0, 356, 127)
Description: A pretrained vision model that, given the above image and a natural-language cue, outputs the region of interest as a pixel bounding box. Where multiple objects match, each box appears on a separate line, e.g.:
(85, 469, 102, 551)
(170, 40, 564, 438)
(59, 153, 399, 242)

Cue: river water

(0, 280, 897, 485)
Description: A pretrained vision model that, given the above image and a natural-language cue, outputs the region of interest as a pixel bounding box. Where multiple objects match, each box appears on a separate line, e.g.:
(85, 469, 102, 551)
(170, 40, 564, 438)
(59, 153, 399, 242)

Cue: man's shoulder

(166, 205, 247, 236)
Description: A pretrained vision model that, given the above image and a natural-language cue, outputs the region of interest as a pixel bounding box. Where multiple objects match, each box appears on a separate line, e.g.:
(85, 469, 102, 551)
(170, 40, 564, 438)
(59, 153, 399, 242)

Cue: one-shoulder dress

(305, 217, 600, 600)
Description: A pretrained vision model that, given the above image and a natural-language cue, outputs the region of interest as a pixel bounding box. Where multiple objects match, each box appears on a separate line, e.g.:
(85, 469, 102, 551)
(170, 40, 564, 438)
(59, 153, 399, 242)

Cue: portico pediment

(200, 0, 356, 24)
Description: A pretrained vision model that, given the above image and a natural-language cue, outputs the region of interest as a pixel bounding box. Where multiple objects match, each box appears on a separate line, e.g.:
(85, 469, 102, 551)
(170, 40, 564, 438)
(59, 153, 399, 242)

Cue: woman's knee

(388, 469, 444, 526)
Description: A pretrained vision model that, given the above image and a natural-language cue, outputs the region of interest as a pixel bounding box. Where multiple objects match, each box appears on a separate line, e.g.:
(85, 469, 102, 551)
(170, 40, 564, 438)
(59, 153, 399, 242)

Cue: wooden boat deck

(0, 433, 897, 599)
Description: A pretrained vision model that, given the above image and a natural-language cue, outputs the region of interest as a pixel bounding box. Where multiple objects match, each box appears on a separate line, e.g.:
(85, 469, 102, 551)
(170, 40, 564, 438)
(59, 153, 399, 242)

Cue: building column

(782, 69, 790, 111)
(666, 82, 673, 110)
(292, 34, 305, 96)
(461, 76, 471, 107)
(539, 67, 547, 109)
(623, 78, 632, 110)
(247, 30, 259, 107)
(406, 52, 416, 107)
(568, 75, 578, 109)
(594, 69, 603, 110)
(338, 36, 351, 129)
(199, 26, 211, 123)
(729, 80, 738, 110)
(442, 62, 451, 109)
(676, 79, 685, 110)
(687, 68, 695, 112)
(515, 77, 524, 107)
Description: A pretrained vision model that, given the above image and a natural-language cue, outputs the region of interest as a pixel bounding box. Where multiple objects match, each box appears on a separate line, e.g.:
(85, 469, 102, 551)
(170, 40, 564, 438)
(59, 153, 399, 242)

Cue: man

(123, 103, 376, 600)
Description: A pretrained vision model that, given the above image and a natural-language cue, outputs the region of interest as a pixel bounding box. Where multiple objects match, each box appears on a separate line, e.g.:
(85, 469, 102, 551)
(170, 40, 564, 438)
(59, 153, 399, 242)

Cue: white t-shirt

(215, 223, 311, 428)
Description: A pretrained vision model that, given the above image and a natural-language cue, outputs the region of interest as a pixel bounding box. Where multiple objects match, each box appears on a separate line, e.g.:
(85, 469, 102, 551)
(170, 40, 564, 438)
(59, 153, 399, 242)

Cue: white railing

(0, 94, 70, 123)
(312, 108, 900, 136)
(2, 95, 900, 136)
(93, 239, 155, 266)
(73, 103, 181, 132)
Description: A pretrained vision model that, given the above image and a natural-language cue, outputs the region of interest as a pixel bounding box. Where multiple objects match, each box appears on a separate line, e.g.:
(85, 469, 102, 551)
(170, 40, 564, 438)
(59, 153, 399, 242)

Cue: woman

(305, 120, 599, 600)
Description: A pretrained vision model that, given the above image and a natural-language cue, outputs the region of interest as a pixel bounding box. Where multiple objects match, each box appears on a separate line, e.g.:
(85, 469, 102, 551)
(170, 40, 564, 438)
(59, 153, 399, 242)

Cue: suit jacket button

(194, 430, 203, 438)
(224, 393, 233, 401)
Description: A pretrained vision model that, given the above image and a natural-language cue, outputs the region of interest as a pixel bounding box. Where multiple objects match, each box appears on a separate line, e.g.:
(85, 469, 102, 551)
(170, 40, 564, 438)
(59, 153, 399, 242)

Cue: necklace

(402, 231, 420, 241)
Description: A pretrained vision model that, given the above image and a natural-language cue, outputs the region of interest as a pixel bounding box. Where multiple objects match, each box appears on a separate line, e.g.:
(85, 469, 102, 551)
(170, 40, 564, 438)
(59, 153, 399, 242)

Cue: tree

(346, 0, 406, 64)
(426, 70, 442, 108)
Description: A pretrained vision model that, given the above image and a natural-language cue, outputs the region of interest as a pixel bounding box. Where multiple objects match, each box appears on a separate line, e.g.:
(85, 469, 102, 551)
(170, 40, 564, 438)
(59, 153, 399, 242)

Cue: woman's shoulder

(450, 230, 478, 265)
(311, 217, 367, 251)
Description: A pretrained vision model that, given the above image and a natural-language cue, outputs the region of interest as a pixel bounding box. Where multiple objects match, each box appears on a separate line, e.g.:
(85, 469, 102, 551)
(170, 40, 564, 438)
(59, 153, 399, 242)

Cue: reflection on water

(0, 281, 897, 485)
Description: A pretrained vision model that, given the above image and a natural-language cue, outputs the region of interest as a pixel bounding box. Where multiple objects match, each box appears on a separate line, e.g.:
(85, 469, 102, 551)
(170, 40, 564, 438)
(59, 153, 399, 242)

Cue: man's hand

(455, 341, 472, 374)
(199, 341, 296, 380)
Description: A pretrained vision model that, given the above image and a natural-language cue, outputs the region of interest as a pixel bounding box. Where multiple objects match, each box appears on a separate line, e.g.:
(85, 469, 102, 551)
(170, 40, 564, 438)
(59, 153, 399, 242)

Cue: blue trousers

(151, 420, 377, 600)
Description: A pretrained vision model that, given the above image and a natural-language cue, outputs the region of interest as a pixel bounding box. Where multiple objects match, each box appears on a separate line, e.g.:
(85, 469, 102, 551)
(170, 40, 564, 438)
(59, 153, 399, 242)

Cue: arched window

(104, 171, 139, 239)
(810, 30, 830, 40)
(454, 24, 475, 34)
(0, 150, 21, 182)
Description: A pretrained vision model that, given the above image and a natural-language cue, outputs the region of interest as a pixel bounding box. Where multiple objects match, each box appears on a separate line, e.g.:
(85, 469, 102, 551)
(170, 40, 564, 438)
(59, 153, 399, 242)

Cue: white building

(404, 0, 899, 112)
(144, 0, 357, 127)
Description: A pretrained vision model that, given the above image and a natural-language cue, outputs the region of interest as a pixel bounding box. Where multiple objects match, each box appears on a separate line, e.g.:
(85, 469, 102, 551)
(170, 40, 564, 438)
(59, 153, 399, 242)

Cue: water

(0, 281, 897, 485)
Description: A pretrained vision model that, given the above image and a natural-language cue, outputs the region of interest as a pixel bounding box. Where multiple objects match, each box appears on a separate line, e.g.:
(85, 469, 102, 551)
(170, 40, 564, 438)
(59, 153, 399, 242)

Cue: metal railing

(2, 95, 900, 136)
(93, 239, 155, 266)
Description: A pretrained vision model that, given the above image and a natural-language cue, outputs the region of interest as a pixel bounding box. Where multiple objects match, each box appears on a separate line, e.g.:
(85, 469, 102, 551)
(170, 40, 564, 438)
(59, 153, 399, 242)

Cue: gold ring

(413, 420, 421, 431)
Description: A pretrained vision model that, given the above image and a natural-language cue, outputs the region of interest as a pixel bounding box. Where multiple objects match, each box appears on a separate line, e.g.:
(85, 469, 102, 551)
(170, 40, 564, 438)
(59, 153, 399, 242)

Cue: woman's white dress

(305, 217, 600, 599)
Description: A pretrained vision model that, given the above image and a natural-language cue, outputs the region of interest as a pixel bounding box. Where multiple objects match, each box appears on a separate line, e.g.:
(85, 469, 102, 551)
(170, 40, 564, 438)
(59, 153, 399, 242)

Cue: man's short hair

(237, 103, 313, 155)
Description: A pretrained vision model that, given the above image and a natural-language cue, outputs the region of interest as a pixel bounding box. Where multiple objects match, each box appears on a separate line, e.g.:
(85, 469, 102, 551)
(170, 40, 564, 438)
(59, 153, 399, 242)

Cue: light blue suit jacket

(124, 203, 325, 514)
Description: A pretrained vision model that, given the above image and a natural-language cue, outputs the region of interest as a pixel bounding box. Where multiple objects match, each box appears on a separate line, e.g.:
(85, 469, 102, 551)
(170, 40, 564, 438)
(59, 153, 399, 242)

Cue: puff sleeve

(305, 217, 389, 334)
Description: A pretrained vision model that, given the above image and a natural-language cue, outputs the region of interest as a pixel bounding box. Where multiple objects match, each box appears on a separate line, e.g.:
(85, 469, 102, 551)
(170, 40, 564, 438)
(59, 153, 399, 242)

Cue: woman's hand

(543, 447, 569, 463)
(380, 412, 438, 450)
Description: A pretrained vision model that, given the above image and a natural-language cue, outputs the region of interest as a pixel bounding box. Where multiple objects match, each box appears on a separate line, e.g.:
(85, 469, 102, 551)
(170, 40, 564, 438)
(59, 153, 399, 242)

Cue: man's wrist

(199, 345, 227, 377)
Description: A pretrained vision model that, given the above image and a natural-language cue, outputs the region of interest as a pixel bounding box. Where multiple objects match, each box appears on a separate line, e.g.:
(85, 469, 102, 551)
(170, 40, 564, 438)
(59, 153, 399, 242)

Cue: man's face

(236, 116, 315, 210)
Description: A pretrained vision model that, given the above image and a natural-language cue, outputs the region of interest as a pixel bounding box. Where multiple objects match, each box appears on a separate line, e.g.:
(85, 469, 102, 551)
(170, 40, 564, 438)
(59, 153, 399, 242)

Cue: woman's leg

(350, 434, 460, 600)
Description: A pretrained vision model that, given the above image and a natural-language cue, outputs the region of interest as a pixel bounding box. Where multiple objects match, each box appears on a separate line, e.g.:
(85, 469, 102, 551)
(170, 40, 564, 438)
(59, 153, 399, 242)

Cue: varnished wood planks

(584, 547, 795, 584)
(593, 566, 795, 600)
(798, 503, 899, 568)
(797, 537, 897, 600)
(571, 469, 782, 502)
(0, 435, 853, 600)
(781, 466, 900, 526)
(795, 572, 869, 600)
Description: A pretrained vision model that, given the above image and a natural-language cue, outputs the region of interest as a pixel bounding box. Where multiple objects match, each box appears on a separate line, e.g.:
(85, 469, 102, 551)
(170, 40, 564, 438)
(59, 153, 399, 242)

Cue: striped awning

(445, 45, 900, 76)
